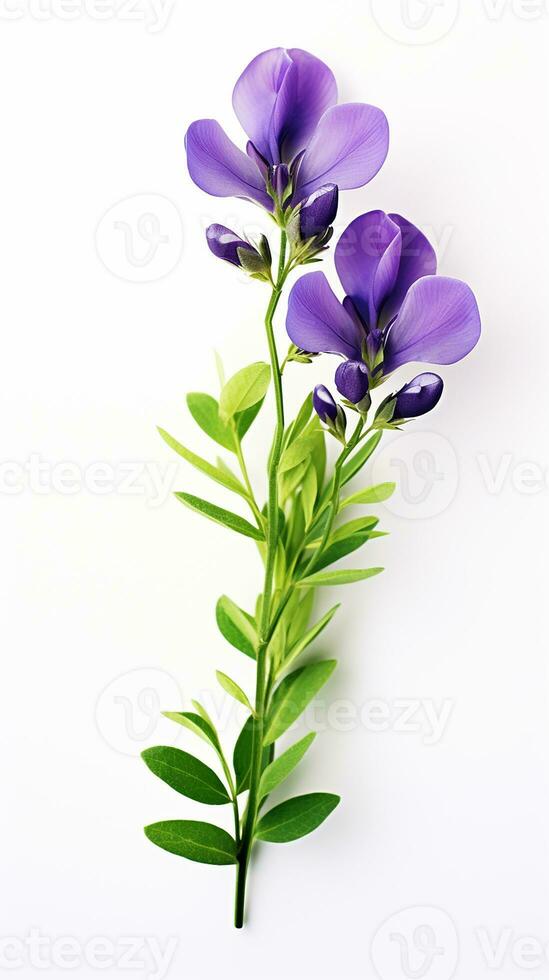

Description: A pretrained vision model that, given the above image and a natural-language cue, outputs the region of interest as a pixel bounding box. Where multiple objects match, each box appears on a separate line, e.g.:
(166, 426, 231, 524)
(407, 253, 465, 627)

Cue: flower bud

(299, 184, 339, 241)
(394, 373, 444, 418)
(335, 360, 369, 404)
(206, 224, 258, 267)
(206, 224, 271, 281)
(313, 384, 347, 440)
(270, 164, 291, 202)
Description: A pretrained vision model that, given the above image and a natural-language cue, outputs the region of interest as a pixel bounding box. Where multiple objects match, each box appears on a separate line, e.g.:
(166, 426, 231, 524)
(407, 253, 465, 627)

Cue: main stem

(234, 231, 287, 929)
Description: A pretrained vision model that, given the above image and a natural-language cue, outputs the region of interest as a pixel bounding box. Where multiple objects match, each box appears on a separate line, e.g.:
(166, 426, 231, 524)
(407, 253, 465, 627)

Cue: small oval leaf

(186, 392, 236, 451)
(142, 746, 230, 805)
(144, 820, 237, 864)
(259, 733, 316, 799)
(216, 671, 254, 714)
(215, 595, 257, 659)
(264, 660, 337, 745)
(255, 793, 340, 843)
(340, 482, 396, 508)
(219, 362, 271, 421)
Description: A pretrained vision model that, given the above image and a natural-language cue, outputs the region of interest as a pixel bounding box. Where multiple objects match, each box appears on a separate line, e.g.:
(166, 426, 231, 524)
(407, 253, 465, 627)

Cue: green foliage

(219, 362, 271, 421)
(216, 671, 254, 714)
(340, 482, 395, 509)
(186, 392, 236, 451)
(142, 746, 230, 805)
(162, 710, 220, 753)
(284, 605, 340, 669)
(144, 820, 237, 865)
(258, 733, 316, 799)
(215, 595, 257, 659)
(158, 427, 247, 498)
(175, 492, 264, 541)
(255, 793, 340, 843)
(264, 660, 337, 744)
(298, 567, 384, 587)
(233, 716, 271, 795)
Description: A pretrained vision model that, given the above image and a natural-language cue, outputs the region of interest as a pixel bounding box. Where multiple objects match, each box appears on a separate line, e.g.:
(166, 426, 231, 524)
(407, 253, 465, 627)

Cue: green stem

(234, 231, 287, 929)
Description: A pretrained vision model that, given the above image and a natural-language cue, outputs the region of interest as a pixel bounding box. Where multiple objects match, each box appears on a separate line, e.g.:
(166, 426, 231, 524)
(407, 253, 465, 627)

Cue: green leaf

(286, 588, 315, 648)
(233, 716, 270, 794)
(258, 733, 316, 799)
(186, 392, 235, 452)
(309, 534, 374, 574)
(216, 671, 254, 714)
(219, 362, 271, 421)
(285, 393, 313, 446)
(264, 660, 337, 745)
(235, 398, 264, 440)
(215, 595, 257, 659)
(158, 427, 246, 497)
(175, 492, 264, 541)
(255, 793, 340, 843)
(330, 516, 379, 543)
(279, 459, 309, 502)
(340, 482, 396, 509)
(144, 820, 237, 865)
(284, 605, 340, 669)
(279, 433, 319, 474)
(141, 746, 230, 805)
(162, 710, 220, 752)
(298, 567, 384, 587)
(300, 464, 317, 528)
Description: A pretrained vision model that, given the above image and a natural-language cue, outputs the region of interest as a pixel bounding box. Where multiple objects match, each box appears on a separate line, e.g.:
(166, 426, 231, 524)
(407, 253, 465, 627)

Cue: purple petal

(294, 103, 389, 202)
(185, 119, 271, 209)
(232, 48, 337, 165)
(380, 214, 437, 328)
(395, 373, 444, 418)
(334, 211, 401, 327)
(272, 48, 338, 163)
(335, 360, 369, 404)
(384, 276, 481, 372)
(286, 272, 363, 359)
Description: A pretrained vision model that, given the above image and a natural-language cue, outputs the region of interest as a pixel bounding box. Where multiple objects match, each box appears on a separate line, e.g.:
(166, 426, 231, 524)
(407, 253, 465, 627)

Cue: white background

(1, 2, 548, 978)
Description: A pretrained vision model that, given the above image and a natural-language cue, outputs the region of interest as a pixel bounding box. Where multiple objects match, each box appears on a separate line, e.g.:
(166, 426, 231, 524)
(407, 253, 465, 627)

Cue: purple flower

(286, 210, 481, 375)
(394, 373, 444, 418)
(185, 48, 389, 212)
(206, 224, 258, 267)
(335, 360, 369, 404)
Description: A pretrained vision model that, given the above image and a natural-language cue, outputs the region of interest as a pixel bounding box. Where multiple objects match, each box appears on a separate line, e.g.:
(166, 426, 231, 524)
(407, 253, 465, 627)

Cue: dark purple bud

(206, 224, 257, 267)
(313, 384, 338, 424)
(299, 184, 339, 240)
(335, 360, 369, 404)
(246, 141, 269, 180)
(270, 164, 290, 201)
(394, 373, 444, 418)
